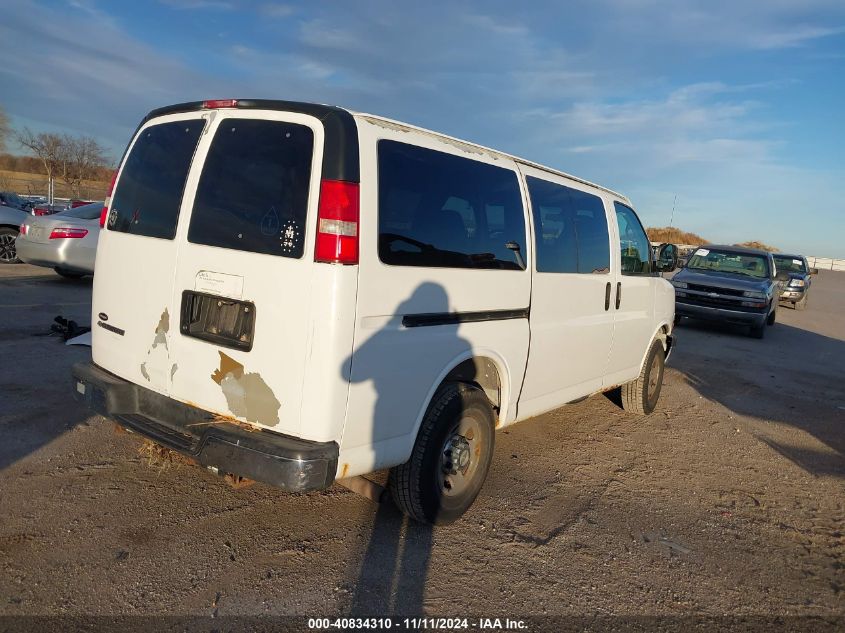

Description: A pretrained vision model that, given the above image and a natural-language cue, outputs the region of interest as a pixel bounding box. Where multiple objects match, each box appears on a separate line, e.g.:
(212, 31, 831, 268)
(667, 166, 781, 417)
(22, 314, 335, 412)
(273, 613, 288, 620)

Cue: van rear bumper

(71, 361, 338, 492)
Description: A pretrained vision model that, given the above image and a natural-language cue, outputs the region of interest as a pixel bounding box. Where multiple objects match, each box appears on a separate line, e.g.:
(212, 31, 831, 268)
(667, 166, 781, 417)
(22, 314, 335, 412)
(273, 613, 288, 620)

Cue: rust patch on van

(340, 463, 349, 478)
(211, 351, 281, 427)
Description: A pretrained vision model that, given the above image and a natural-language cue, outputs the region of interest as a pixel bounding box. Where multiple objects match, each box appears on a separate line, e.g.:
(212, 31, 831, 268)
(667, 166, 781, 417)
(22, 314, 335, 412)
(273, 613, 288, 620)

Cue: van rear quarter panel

(337, 117, 531, 478)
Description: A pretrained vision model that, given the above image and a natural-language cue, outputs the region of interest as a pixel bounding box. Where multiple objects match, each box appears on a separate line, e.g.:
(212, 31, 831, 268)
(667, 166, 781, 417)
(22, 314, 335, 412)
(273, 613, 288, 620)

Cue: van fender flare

(404, 349, 513, 462)
(638, 321, 673, 374)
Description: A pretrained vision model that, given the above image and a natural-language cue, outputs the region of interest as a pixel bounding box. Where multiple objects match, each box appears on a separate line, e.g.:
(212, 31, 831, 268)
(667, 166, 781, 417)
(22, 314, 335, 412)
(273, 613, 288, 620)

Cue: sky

(1, 0, 844, 257)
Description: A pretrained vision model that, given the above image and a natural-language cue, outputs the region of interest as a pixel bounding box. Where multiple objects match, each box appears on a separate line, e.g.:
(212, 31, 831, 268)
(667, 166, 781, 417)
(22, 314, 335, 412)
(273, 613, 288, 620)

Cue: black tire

(750, 323, 766, 339)
(795, 295, 807, 311)
(0, 227, 20, 264)
(673, 314, 683, 326)
(767, 305, 776, 326)
(388, 383, 495, 525)
(54, 268, 86, 279)
(621, 339, 665, 416)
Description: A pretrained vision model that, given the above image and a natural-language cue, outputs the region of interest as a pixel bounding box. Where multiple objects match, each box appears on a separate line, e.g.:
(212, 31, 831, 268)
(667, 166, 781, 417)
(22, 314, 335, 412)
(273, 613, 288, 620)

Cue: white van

(73, 99, 678, 524)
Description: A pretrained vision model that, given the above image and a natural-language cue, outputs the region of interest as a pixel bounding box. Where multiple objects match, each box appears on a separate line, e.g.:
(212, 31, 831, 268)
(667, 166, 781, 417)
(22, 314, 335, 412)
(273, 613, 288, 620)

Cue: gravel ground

(0, 264, 842, 630)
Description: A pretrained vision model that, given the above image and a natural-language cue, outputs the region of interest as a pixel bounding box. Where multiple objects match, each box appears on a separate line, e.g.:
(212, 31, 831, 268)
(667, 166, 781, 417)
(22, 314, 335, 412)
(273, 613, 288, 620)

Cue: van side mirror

(654, 243, 678, 272)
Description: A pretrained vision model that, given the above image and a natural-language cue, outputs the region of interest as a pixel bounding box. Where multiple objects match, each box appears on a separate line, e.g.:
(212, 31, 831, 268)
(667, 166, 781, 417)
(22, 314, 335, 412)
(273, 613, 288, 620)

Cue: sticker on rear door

(195, 270, 244, 299)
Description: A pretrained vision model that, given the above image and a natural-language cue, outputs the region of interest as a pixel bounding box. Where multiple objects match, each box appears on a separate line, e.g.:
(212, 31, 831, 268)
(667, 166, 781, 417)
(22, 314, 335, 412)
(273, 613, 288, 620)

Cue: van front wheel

(621, 339, 665, 416)
(388, 383, 495, 525)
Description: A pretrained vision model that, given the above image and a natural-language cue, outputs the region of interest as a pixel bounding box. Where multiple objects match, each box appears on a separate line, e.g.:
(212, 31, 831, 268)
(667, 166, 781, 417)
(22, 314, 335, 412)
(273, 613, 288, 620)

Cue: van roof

(354, 111, 630, 202)
(143, 99, 628, 202)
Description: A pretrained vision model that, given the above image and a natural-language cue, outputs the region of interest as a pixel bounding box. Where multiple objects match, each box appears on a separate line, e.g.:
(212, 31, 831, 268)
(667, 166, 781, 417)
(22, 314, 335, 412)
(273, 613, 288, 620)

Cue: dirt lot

(0, 264, 842, 630)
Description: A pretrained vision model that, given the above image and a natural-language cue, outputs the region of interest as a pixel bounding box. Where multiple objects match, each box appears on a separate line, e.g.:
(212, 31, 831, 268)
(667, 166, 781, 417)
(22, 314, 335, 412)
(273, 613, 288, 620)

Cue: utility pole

(669, 194, 677, 229)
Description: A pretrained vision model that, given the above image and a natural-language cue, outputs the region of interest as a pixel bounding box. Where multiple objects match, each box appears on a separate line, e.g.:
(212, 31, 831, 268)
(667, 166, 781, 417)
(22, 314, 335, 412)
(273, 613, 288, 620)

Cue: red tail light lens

(100, 170, 117, 228)
(50, 227, 89, 239)
(315, 180, 359, 265)
(203, 99, 239, 109)
(19, 224, 28, 235)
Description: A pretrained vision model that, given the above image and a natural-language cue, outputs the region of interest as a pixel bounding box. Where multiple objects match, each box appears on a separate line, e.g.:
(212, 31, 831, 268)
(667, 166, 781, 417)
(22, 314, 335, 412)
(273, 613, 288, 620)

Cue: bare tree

(57, 135, 109, 199)
(15, 128, 64, 202)
(0, 105, 9, 153)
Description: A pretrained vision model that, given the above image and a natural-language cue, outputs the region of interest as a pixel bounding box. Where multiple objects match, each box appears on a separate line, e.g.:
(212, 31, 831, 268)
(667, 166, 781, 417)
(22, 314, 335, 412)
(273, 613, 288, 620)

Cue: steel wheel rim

(647, 353, 661, 401)
(438, 414, 483, 497)
(0, 234, 16, 262)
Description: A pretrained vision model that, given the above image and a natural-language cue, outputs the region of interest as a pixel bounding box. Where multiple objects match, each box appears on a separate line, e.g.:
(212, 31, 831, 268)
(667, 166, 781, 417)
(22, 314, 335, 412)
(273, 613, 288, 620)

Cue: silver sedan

(0, 203, 30, 263)
(16, 202, 102, 278)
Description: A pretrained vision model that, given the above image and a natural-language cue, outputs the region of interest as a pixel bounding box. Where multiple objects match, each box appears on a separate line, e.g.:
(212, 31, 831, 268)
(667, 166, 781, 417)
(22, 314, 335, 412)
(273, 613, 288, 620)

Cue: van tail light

(50, 227, 89, 239)
(19, 224, 28, 236)
(100, 170, 117, 228)
(203, 99, 239, 109)
(315, 179, 359, 265)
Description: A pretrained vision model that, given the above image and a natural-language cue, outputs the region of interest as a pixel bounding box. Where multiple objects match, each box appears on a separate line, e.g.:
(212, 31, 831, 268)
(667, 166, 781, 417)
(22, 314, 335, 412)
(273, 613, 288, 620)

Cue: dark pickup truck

(672, 245, 778, 339)
(773, 253, 817, 310)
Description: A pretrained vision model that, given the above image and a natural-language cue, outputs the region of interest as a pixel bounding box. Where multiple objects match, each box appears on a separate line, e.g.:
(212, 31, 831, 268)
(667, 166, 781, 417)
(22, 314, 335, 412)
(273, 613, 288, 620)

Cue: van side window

(613, 202, 651, 275)
(526, 176, 610, 274)
(189, 120, 314, 258)
(378, 141, 526, 270)
(110, 120, 205, 239)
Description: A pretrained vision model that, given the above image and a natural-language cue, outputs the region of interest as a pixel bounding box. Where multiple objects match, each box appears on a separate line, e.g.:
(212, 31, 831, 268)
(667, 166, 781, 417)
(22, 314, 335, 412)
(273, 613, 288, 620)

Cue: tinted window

(59, 202, 102, 220)
(526, 176, 610, 274)
(614, 202, 651, 275)
(189, 120, 314, 258)
(378, 141, 526, 270)
(110, 120, 204, 239)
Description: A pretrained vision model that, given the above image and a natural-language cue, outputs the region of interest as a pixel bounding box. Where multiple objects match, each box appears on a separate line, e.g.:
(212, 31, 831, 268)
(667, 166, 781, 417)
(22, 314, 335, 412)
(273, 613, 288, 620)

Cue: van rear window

(188, 119, 314, 259)
(109, 120, 204, 239)
(378, 141, 526, 270)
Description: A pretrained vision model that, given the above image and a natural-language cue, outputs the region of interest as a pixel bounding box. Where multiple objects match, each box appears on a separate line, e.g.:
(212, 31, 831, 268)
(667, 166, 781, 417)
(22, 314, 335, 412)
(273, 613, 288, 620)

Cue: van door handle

(605, 282, 611, 311)
(615, 282, 622, 309)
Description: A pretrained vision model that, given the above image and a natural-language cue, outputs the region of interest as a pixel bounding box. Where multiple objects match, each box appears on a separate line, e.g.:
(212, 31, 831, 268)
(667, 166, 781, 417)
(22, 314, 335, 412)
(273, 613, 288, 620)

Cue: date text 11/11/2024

(307, 617, 528, 630)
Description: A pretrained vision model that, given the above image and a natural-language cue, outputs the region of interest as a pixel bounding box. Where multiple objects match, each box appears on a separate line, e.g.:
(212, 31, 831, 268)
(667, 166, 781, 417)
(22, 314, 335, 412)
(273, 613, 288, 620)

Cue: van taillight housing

(100, 170, 117, 228)
(315, 180, 359, 265)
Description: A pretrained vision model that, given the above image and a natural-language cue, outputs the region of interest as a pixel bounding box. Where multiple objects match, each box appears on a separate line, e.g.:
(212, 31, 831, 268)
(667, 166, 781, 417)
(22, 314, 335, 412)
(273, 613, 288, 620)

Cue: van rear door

(166, 110, 327, 439)
(92, 113, 206, 395)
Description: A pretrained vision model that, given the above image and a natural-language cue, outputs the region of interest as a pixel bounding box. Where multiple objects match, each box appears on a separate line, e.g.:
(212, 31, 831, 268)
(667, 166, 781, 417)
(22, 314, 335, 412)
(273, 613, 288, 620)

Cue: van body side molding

(402, 308, 529, 328)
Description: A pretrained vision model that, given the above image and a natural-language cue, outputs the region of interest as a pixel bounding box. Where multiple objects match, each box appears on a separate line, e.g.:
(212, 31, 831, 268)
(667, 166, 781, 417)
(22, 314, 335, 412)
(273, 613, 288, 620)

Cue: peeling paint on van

(360, 116, 411, 133)
(211, 351, 281, 427)
(153, 309, 169, 350)
(139, 308, 170, 386)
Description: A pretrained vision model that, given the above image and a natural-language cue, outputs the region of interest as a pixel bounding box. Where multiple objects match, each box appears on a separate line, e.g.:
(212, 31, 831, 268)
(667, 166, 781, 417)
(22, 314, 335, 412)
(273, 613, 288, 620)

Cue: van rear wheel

(388, 383, 495, 525)
(621, 339, 665, 416)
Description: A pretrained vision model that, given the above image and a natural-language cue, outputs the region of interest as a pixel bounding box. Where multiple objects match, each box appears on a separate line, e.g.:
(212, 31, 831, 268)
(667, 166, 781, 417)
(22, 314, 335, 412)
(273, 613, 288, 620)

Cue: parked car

(0, 191, 31, 212)
(32, 202, 69, 216)
(0, 203, 29, 263)
(72, 99, 679, 524)
(16, 202, 102, 277)
(773, 253, 816, 310)
(672, 245, 778, 338)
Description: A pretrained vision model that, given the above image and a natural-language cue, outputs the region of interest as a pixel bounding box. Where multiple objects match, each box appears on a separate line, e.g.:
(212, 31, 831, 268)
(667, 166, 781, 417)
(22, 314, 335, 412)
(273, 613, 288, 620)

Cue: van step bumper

(71, 362, 338, 492)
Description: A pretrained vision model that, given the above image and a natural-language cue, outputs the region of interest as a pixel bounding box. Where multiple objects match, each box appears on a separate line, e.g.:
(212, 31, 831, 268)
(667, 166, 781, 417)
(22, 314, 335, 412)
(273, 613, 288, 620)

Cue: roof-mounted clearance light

(202, 99, 239, 109)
